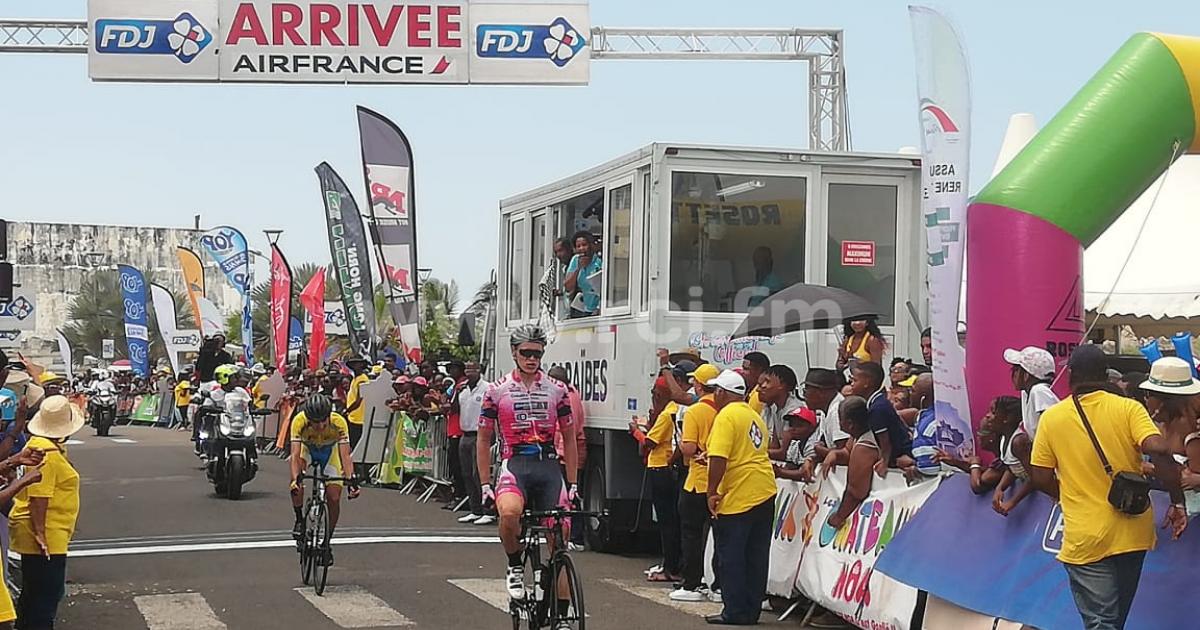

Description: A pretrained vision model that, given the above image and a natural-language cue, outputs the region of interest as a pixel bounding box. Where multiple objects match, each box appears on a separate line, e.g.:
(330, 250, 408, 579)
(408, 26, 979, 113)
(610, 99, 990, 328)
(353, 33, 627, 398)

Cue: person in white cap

(1139, 357, 1200, 516)
(703, 369, 776, 626)
(994, 346, 1061, 516)
(9, 395, 84, 629)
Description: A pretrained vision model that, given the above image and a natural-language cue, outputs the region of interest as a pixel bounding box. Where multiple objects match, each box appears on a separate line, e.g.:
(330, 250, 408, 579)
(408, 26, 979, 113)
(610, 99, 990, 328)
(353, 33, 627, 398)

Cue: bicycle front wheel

(550, 552, 585, 630)
(313, 500, 331, 596)
(299, 501, 318, 586)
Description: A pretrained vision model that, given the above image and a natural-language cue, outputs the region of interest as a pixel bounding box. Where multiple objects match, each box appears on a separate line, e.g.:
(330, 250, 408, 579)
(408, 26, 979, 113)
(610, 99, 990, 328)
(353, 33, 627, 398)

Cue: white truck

(493, 143, 928, 549)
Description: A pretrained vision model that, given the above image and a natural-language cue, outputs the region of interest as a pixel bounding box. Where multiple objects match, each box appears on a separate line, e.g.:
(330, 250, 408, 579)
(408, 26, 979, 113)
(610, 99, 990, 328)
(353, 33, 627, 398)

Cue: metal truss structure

(0, 20, 850, 151)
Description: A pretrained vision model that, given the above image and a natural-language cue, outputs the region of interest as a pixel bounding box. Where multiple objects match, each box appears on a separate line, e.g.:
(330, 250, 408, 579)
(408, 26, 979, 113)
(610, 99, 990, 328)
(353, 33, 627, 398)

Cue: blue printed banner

(875, 474, 1196, 630)
(199, 225, 253, 363)
(288, 316, 303, 354)
(117, 265, 150, 377)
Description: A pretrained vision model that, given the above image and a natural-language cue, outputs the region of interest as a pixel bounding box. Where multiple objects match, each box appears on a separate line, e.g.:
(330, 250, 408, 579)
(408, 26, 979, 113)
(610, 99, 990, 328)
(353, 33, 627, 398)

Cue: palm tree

(63, 270, 193, 366)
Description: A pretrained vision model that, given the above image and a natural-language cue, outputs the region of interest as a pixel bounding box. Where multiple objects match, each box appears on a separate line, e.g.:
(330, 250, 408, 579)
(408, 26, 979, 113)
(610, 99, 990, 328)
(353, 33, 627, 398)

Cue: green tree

(63, 270, 193, 368)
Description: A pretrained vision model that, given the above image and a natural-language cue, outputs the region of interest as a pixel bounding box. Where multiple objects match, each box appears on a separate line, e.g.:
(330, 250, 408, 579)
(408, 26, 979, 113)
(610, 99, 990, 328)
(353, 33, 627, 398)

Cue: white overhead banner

(88, 0, 590, 84)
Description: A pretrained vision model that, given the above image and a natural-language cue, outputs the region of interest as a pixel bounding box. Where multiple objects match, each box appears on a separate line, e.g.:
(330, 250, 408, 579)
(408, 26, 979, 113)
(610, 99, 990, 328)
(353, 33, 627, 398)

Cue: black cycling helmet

(509, 324, 548, 348)
(303, 394, 333, 421)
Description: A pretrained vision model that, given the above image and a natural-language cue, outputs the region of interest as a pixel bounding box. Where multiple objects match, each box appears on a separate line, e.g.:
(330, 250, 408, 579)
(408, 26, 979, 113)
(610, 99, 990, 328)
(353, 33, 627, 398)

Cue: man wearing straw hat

(9, 395, 84, 630)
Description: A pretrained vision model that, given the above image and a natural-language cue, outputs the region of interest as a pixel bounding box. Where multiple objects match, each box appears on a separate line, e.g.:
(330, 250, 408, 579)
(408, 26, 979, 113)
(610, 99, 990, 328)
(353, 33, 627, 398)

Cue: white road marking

(447, 578, 512, 613)
(295, 585, 414, 627)
(134, 592, 227, 630)
(110, 438, 137, 444)
(602, 578, 724, 617)
(70, 535, 499, 558)
(65, 439, 85, 445)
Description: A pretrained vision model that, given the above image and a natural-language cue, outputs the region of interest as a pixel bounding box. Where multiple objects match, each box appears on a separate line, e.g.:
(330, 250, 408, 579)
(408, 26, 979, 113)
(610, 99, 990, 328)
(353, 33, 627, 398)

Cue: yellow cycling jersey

(290, 411, 351, 449)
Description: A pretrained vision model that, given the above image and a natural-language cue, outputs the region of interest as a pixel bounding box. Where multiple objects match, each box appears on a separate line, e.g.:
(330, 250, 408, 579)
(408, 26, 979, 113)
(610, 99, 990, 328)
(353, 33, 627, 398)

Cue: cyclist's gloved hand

(289, 479, 301, 495)
(568, 483, 580, 507)
(481, 483, 496, 507)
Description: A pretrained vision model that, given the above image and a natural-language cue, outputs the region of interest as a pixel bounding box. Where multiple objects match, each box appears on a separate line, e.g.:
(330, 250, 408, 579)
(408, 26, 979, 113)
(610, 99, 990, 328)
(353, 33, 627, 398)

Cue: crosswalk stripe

(65, 439, 85, 445)
(134, 592, 227, 630)
(295, 585, 414, 628)
(601, 578, 724, 617)
(110, 438, 137, 444)
(447, 578, 511, 614)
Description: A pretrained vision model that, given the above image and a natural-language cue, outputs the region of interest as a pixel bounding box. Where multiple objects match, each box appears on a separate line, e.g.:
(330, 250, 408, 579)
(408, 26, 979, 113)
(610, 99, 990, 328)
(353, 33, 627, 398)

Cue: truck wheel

(583, 459, 628, 553)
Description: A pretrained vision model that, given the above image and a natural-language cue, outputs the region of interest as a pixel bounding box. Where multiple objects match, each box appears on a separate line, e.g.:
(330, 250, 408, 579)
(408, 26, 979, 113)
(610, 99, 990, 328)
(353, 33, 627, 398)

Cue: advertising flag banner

(910, 6, 974, 455)
(316, 162, 376, 359)
(300, 267, 328, 369)
(357, 106, 422, 361)
(149, 282, 183, 374)
(196, 296, 225, 337)
(177, 246, 207, 329)
(269, 244, 294, 372)
(288, 316, 304, 360)
(199, 225, 253, 363)
(56, 331, 73, 381)
(117, 264, 151, 377)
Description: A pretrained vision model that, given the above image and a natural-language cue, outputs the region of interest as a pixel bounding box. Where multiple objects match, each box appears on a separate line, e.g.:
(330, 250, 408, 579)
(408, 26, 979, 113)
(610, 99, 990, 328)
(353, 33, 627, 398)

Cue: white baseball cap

(706, 369, 747, 396)
(1002, 346, 1056, 380)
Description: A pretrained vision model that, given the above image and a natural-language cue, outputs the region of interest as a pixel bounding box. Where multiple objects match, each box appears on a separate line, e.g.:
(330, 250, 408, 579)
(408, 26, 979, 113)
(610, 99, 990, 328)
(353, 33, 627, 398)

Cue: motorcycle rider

(197, 365, 248, 459)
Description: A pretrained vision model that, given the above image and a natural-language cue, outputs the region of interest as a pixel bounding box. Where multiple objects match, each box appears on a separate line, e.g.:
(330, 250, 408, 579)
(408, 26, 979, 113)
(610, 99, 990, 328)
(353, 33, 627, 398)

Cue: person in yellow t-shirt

(1030, 345, 1186, 630)
(343, 357, 371, 449)
(670, 362, 721, 602)
(9, 396, 84, 630)
(704, 369, 777, 625)
(174, 377, 193, 430)
(741, 352, 770, 415)
(633, 365, 692, 583)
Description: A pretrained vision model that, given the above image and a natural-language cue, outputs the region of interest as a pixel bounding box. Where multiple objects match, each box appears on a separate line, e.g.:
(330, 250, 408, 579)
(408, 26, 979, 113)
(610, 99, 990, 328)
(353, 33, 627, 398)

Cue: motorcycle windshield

(222, 391, 252, 432)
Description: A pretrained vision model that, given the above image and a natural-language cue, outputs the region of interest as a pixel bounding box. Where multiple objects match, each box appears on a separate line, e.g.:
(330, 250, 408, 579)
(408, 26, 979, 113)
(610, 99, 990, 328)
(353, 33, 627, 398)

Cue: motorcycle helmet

(214, 364, 239, 386)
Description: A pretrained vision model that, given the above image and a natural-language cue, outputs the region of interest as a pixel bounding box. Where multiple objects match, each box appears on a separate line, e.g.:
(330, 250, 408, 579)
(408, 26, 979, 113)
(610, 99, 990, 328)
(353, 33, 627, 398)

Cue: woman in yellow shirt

(836, 317, 886, 372)
(9, 396, 83, 630)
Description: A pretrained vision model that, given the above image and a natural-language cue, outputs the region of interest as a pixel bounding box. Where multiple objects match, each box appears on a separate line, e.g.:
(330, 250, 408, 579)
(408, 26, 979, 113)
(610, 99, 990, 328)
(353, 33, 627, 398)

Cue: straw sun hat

(1140, 357, 1200, 396)
(28, 396, 85, 440)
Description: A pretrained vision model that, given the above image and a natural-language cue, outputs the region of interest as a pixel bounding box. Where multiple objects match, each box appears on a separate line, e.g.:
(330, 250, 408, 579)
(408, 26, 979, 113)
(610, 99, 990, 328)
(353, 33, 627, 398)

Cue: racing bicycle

(509, 508, 606, 630)
(295, 464, 357, 596)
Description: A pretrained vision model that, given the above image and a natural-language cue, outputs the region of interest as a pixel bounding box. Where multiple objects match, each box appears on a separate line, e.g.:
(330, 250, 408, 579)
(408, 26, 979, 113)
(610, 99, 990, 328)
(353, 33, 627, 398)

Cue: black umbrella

(731, 283, 878, 339)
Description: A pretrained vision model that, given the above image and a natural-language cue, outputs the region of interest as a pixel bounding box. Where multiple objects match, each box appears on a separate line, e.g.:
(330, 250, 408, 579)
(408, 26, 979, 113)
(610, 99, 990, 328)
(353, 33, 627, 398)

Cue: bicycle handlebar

(296, 471, 359, 485)
(521, 508, 608, 520)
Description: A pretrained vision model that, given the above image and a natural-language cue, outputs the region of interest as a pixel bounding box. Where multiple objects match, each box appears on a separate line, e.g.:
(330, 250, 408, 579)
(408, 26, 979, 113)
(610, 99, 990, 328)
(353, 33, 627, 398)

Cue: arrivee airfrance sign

(88, 0, 590, 84)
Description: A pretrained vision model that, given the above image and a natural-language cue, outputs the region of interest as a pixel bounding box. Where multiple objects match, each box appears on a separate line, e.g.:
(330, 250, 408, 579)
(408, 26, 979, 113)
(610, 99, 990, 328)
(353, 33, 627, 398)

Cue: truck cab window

(554, 188, 604, 319)
(606, 184, 632, 310)
(507, 217, 525, 321)
(669, 172, 806, 312)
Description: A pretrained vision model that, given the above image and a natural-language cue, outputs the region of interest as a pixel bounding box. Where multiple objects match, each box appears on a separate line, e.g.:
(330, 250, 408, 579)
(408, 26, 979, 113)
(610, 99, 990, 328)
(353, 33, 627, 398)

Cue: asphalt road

(52, 425, 799, 629)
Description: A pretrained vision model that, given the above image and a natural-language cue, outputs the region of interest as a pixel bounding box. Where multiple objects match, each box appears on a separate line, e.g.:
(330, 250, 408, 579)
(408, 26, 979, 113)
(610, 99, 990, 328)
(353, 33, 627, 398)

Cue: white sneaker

(457, 513, 481, 524)
(555, 621, 574, 630)
(668, 587, 705, 602)
(644, 563, 663, 576)
(506, 565, 526, 600)
(707, 589, 722, 603)
(567, 542, 584, 552)
(474, 515, 497, 525)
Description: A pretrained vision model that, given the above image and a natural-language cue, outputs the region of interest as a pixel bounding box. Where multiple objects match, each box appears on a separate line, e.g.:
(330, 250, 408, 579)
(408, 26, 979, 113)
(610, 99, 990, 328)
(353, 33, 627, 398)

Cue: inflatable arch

(967, 32, 1200, 424)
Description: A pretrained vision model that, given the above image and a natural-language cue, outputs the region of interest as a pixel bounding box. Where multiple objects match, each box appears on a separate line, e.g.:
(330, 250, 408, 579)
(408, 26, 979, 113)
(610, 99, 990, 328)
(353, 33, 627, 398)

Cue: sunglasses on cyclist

(517, 348, 544, 359)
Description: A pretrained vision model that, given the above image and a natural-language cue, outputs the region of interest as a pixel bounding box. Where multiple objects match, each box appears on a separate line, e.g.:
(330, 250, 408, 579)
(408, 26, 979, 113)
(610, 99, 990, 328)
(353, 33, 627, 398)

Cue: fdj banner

(316, 162, 376, 359)
(766, 472, 940, 630)
(876, 474, 1200, 630)
(88, 0, 590, 85)
(117, 265, 151, 377)
(199, 225, 253, 362)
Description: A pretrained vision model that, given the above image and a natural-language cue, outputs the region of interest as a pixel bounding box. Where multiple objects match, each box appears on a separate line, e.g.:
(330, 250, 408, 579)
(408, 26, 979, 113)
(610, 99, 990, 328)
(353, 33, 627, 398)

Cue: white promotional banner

(197, 296, 225, 337)
(150, 283, 184, 374)
(0, 288, 37, 332)
(88, 0, 591, 85)
(304, 300, 349, 336)
(793, 472, 940, 630)
(89, 0, 220, 81)
(910, 6, 974, 457)
(767, 479, 809, 597)
(56, 331, 74, 381)
(469, 2, 590, 84)
(102, 338, 116, 359)
(169, 329, 202, 352)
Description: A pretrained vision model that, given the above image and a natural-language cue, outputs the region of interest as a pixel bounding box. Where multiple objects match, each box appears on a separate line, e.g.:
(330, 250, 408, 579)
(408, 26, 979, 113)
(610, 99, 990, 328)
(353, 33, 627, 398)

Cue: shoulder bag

(1072, 394, 1151, 515)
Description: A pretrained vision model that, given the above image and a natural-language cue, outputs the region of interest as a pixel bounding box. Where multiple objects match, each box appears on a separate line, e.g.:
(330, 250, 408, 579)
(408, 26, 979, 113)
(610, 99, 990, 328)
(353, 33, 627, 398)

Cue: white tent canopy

(1084, 155, 1200, 319)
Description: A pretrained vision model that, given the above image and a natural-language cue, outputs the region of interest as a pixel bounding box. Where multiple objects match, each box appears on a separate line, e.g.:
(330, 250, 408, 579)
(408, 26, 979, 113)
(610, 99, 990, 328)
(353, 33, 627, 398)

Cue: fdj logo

(95, 12, 212, 64)
(0, 297, 32, 321)
(477, 17, 586, 67)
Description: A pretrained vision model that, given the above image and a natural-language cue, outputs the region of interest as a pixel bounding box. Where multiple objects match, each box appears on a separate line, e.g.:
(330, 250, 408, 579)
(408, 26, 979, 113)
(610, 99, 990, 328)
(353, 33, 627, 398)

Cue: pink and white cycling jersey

(480, 370, 573, 458)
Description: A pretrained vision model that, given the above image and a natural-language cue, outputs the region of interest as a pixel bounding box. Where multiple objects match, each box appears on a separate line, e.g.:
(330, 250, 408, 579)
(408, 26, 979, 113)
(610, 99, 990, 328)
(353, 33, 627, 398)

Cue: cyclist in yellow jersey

(289, 394, 359, 566)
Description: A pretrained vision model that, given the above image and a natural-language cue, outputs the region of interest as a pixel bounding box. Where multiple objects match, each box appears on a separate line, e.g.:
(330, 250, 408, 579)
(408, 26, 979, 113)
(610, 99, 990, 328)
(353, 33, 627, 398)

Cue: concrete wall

(7, 221, 240, 364)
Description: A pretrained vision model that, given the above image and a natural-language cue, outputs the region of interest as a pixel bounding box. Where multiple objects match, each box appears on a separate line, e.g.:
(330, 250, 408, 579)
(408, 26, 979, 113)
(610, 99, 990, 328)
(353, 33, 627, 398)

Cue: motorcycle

(198, 388, 267, 500)
(88, 387, 117, 437)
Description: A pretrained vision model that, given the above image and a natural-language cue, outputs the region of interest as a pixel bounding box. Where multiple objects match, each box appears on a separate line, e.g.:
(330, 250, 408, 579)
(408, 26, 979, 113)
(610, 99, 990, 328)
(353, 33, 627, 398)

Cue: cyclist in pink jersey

(477, 324, 579, 606)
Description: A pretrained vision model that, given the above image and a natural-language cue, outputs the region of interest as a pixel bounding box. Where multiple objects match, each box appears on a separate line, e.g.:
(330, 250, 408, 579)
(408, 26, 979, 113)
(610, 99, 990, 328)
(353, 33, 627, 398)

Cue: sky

(2, 0, 1197, 303)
